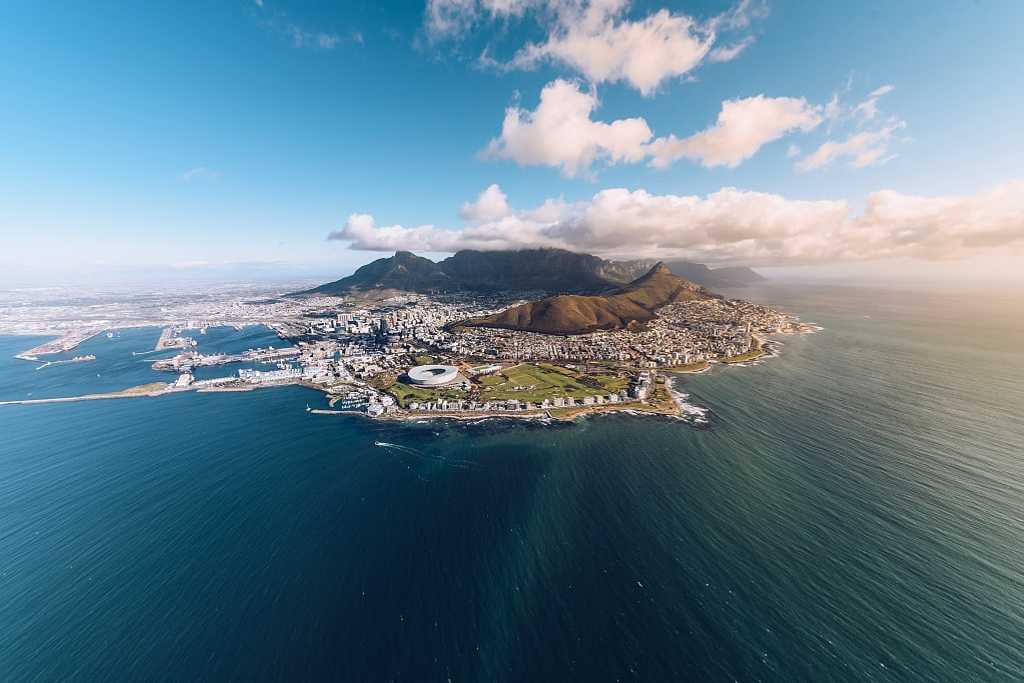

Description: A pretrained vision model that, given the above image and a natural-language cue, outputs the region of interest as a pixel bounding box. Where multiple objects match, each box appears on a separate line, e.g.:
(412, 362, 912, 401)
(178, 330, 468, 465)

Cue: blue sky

(1, 1, 1022, 284)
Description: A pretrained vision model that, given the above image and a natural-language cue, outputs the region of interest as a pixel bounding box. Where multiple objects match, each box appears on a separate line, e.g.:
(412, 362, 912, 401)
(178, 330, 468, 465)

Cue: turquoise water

(1, 285, 1023, 680)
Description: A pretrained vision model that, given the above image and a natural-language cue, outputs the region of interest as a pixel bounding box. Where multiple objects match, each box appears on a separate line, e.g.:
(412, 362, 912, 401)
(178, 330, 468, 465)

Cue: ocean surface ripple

(1, 284, 1022, 681)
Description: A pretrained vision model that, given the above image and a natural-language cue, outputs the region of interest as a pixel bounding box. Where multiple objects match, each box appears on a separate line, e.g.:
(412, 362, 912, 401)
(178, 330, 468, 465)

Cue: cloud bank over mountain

(330, 181, 1024, 265)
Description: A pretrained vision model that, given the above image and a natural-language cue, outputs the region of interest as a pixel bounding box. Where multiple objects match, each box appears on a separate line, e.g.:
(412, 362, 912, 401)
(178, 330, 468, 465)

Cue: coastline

(14, 329, 110, 361)
(1, 375, 688, 424)
(0, 382, 171, 406)
(1, 318, 814, 425)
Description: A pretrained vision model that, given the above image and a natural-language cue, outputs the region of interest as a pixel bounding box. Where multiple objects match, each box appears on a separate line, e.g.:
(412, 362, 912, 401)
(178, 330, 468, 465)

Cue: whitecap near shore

(665, 376, 711, 427)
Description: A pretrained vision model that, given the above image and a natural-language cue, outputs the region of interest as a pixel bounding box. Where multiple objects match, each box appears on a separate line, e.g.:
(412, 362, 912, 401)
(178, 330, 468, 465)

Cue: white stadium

(406, 364, 461, 387)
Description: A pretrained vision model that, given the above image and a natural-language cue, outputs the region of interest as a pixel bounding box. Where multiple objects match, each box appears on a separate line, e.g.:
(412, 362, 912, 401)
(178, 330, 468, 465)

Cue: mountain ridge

(292, 248, 763, 296)
(455, 262, 712, 336)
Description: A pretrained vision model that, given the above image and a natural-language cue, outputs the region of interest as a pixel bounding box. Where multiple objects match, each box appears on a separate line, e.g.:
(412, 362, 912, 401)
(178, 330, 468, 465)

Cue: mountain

(564, 258, 766, 288)
(657, 261, 765, 288)
(292, 248, 764, 297)
(296, 251, 453, 296)
(438, 249, 621, 293)
(295, 248, 626, 296)
(456, 263, 711, 335)
(700, 265, 766, 286)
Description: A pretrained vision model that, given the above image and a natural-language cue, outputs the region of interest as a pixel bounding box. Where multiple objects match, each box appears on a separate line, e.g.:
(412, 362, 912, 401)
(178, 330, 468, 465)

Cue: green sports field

(479, 363, 628, 403)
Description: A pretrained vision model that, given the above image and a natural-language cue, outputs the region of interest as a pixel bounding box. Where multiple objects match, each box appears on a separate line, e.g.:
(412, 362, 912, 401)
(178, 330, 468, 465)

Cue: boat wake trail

(373, 441, 477, 471)
(374, 441, 420, 454)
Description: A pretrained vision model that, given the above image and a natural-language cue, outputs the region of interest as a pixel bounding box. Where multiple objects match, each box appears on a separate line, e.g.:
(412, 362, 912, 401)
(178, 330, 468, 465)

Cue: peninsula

(3, 249, 816, 424)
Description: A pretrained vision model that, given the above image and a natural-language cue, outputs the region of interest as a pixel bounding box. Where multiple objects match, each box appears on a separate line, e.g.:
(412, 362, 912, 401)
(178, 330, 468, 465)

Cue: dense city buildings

(1, 276, 816, 419)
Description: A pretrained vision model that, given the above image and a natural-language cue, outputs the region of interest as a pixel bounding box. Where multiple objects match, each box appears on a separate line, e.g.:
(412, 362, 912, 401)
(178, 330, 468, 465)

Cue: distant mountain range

(456, 262, 712, 335)
(657, 260, 765, 288)
(293, 248, 764, 297)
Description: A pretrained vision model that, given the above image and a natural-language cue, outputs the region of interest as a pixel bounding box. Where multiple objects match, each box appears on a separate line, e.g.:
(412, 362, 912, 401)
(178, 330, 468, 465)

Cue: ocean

(1, 283, 1022, 680)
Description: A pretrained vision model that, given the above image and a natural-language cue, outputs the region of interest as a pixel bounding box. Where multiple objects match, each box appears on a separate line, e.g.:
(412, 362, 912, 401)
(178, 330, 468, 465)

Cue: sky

(1, 0, 1022, 286)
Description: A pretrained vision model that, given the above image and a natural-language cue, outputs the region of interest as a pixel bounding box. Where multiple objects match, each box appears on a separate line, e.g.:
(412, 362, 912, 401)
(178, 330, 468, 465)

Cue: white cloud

(796, 119, 904, 172)
(510, 3, 714, 96)
(428, 0, 763, 95)
(707, 35, 755, 63)
(331, 212, 551, 253)
(486, 84, 824, 175)
(484, 79, 653, 178)
(646, 95, 822, 168)
(459, 183, 512, 223)
(328, 180, 1024, 264)
(181, 167, 221, 182)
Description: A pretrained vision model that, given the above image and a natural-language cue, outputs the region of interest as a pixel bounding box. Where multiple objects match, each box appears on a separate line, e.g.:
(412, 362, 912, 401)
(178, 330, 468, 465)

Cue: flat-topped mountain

(439, 249, 624, 293)
(293, 248, 763, 297)
(456, 263, 712, 335)
(295, 248, 630, 296)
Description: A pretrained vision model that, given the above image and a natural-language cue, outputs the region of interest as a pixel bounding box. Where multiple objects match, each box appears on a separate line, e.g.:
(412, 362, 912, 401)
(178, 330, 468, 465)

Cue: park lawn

(413, 354, 437, 366)
(591, 373, 629, 392)
(480, 363, 626, 403)
(478, 374, 506, 387)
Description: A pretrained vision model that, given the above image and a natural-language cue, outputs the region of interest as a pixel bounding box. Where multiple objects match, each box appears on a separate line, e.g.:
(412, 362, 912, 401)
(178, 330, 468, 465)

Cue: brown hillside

(459, 263, 711, 335)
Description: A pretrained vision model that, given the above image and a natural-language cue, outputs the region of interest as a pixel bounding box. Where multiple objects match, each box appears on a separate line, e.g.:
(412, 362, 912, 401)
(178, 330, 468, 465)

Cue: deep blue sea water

(1, 285, 1023, 681)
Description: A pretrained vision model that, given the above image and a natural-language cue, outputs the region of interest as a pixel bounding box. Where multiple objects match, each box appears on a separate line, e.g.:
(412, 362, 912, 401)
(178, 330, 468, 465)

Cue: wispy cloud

(796, 83, 904, 172)
(283, 25, 363, 50)
(708, 36, 756, 63)
(253, 4, 361, 51)
(796, 120, 904, 172)
(851, 84, 895, 121)
(181, 167, 222, 182)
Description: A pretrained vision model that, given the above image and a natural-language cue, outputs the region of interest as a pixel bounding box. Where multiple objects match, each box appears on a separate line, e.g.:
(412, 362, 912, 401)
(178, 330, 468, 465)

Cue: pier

(16, 329, 106, 361)
(154, 327, 192, 352)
